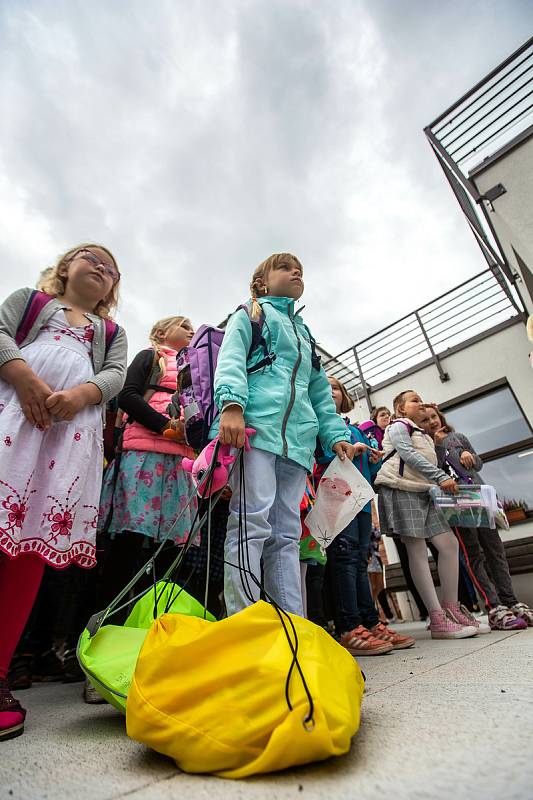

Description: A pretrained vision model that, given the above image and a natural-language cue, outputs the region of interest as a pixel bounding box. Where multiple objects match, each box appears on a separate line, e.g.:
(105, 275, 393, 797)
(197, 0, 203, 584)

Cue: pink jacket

(122, 347, 194, 458)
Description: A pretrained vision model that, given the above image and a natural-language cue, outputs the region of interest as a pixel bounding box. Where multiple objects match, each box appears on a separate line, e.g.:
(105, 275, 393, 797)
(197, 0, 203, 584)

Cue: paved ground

(1, 621, 532, 800)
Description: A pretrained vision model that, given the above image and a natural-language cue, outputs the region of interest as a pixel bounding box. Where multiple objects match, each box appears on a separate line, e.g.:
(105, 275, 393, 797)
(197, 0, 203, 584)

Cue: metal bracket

(415, 312, 450, 384)
(479, 183, 506, 204)
(352, 346, 373, 413)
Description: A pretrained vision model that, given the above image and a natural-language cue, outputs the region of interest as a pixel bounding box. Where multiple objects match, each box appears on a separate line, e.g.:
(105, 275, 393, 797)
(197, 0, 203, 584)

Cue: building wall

(472, 131, 533, 311)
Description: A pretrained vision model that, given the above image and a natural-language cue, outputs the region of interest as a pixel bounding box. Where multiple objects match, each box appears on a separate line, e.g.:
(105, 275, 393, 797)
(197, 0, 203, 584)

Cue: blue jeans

(224, 447, 307, 616)
(327, 511, 378, 634)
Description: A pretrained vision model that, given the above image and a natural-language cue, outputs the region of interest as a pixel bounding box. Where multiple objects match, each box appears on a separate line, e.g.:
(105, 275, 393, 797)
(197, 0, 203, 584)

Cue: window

(444, 386, 533, 524)
(444, 386, 532, 456)
(480, 449, 533, 520)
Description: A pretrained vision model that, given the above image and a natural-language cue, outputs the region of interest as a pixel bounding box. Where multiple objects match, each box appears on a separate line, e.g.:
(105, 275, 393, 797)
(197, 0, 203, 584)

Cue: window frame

(439, 379, 533, 462)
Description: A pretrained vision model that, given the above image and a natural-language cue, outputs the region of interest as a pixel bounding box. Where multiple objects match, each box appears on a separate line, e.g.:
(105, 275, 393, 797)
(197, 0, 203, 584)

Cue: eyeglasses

(76, 249, 120, 282)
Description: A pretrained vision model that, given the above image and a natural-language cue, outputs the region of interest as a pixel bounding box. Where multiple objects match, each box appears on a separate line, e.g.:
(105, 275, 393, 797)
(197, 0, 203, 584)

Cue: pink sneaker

(429, 609, 478, 640)
(442, 602, 491, 634)
(0, 678, 26, 741)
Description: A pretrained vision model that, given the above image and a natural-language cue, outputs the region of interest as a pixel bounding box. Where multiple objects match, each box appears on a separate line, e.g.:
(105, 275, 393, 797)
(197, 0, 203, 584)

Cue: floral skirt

(98, 450, 198, 545)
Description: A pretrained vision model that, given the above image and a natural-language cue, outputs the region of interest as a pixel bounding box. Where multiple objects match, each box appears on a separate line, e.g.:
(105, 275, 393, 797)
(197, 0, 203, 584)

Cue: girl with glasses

(0, 244, 127, 740)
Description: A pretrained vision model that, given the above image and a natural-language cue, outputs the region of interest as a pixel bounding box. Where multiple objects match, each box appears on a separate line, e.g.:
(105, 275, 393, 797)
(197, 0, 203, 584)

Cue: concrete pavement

(1, 621, 532, 800)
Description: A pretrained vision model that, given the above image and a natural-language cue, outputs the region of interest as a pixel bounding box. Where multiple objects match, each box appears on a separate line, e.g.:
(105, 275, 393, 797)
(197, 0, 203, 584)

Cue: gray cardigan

(0, 287, 128, 404)
(436, 431, 483, 484)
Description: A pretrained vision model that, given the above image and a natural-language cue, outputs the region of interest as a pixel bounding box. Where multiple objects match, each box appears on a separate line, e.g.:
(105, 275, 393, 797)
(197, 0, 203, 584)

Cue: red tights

(0, 554, 45, 679)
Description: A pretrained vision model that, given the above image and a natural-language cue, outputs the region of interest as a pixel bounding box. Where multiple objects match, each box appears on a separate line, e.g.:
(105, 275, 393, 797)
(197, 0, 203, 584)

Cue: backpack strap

(15, 290, 53, 345)
(381, 419, 417, 477)
(104, 318, 119, 354)
(444, 452, 474, 484)
(236, 304, 277, 374)
(16, 290, 120, 357)
(303, 324, 321, 371)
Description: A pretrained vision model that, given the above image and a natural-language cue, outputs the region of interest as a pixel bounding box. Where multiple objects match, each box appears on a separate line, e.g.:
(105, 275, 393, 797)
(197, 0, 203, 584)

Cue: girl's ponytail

(250, 286, 262, 321)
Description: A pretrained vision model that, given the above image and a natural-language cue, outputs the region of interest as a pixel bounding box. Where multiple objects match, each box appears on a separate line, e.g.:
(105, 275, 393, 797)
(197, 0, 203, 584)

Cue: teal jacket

(211, 296, 350, 471)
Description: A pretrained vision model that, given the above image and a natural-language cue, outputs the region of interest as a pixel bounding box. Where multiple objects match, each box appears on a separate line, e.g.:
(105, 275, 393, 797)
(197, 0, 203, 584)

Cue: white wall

(473, 132, 533, 311)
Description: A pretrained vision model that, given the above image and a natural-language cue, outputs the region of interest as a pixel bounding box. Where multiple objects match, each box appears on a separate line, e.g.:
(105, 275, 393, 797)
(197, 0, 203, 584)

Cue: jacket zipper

(281, 310, 302, 458)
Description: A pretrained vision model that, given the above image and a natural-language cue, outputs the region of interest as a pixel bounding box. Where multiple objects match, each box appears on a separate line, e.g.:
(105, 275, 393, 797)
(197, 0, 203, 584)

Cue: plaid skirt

(377, 486, 450, 539)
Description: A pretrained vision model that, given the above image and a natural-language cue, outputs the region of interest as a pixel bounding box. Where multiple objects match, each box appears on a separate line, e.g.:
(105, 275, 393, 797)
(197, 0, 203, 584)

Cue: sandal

(0, 678, 26, 741)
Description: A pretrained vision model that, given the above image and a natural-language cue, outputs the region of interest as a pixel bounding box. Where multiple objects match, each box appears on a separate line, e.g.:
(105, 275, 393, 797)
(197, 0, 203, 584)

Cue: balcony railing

(425, 37, 533, 182)
(423, 38, 533, 292)
(322, 268, 524, 408)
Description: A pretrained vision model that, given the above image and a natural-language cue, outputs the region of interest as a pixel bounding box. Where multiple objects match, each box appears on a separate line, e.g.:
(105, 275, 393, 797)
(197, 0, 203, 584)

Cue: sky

(0, 0, 531, 359)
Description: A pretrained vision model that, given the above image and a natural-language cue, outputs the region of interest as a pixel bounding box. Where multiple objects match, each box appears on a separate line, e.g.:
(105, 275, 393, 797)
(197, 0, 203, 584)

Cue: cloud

(0, 0, 529, 359)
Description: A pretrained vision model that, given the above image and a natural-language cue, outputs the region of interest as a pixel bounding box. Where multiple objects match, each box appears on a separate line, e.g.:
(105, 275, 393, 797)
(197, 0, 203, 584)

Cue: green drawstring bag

(78, 581, 215, 713)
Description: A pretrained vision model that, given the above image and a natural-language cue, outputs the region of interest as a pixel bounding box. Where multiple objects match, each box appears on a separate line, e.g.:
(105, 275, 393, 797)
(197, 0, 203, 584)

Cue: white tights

(401, 532, 459, 613)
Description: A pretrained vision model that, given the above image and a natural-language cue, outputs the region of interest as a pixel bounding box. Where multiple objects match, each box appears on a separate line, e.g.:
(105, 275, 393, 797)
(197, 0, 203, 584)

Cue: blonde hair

(328, 376, 355, 414)
(148, 316, 192, 378)
(148, 316, 192, 348)
(39, 243, 120, 318)
(393, 389, 415, 416)
(249, 253, 304, 320)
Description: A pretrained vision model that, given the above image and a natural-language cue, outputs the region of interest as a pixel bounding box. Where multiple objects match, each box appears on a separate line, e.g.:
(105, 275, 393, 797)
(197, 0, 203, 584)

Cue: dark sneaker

(32, 648, 64, 683)
(62, 649, 85, 684)
(8, 654, 34, 691)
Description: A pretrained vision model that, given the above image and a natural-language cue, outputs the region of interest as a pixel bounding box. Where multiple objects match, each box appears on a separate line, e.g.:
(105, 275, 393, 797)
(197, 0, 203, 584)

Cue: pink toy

(182, 428, 256, 498)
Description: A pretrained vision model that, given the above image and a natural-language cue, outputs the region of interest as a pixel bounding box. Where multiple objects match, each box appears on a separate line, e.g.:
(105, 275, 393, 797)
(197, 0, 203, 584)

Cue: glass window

(444, 387, 532, 455)
(481, 449, 533, 520)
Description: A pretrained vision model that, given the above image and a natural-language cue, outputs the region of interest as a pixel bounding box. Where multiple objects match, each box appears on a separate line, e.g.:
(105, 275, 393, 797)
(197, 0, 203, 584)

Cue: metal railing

(322, 268, 524, 407)
(426, 37, 533, 181)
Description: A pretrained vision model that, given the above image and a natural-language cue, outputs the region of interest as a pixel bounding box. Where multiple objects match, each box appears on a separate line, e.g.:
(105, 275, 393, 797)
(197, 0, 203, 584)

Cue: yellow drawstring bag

(126, 599, 364, 778)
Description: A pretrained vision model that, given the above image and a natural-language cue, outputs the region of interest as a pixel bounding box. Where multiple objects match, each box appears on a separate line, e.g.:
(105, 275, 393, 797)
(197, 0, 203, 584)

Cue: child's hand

(219, 405, 246, 448)
(369, 448, 384, 463)
(333, 441, 357, 461)
(434, 426, 449, 445)
(3, 362, 53, 429)
(440, 478, 458, 495)
(45, 386, 93, 421)
(459, 451, 475, 469)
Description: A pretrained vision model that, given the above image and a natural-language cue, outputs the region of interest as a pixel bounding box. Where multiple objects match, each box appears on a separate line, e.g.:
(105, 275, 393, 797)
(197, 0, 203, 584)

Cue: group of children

(0, 246, 531, 743)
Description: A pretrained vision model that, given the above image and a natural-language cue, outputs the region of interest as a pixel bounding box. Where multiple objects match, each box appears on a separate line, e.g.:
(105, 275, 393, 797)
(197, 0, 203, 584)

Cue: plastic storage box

(429, 485, 499, 529)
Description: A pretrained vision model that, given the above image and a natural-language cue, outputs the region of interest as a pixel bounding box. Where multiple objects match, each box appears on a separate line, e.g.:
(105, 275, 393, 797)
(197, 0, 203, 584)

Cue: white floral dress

(0, 310, 104, 568)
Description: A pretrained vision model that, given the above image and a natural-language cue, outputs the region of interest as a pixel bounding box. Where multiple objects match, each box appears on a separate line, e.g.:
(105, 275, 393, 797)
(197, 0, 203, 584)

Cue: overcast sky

(0, 0, 530, 358)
